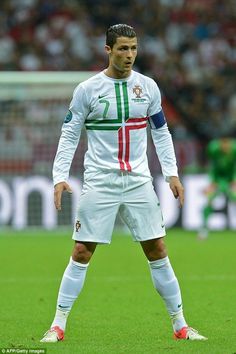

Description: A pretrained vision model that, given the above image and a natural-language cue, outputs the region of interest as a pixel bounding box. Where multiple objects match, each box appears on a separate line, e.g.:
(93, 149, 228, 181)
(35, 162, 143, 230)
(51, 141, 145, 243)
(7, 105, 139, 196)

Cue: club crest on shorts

(75, 220, 81, 232)
(133, 85, 142, 98)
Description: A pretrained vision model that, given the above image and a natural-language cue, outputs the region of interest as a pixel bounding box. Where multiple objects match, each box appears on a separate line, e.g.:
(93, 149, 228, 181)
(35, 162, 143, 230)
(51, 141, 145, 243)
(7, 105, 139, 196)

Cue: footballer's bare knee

(140, 237, 167, 261)
(72, 241, 97, 264)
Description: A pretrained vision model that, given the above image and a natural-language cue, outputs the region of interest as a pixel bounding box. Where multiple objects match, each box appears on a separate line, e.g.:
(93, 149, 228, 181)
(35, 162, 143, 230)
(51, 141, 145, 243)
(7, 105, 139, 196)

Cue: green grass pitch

(0, 228, 236, 354)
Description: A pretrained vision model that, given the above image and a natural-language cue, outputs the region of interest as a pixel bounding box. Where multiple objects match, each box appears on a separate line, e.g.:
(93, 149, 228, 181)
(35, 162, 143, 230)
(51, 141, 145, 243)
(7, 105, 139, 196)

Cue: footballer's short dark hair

(106, 24, 136, 48)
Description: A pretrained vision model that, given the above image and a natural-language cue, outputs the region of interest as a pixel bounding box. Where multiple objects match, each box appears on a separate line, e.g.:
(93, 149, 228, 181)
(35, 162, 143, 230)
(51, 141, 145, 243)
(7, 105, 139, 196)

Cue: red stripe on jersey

(124, 123, 147, 171)
(118, 127, 125, 170)
(126, 117, 148, 123)
(124, 127, 131, 171)
(128, 123, 147, 130)
(118, 122, 147, 172)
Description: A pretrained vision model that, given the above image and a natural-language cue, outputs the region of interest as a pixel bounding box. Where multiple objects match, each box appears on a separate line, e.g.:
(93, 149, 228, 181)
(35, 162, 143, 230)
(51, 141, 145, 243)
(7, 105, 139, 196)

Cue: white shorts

(72, 171, 166, 243)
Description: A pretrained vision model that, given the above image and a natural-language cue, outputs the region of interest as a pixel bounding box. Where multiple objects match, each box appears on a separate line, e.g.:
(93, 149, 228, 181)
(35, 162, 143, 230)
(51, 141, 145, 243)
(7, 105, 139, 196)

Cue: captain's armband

(149, 110, 166, 129)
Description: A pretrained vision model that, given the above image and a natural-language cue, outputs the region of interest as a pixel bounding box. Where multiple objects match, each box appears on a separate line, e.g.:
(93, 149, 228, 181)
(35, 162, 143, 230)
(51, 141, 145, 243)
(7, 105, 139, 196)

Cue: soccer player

(198, 136, 236, 239)
(40, 24, 207, 342)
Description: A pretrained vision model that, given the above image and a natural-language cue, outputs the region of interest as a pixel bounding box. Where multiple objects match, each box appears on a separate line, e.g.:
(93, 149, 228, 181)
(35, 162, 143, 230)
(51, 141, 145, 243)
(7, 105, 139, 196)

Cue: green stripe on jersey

(122, 82, 129, 119)
(85, 82, 123, 126)
(115, 82, 122, 121)
(85, 82, 132, 130)
(85, 125, 120, 130)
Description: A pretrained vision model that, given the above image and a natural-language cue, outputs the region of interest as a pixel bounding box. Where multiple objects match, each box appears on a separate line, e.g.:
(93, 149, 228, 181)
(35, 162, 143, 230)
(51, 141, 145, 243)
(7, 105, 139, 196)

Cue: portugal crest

(75, 220, 81, 232)
(133, 85, 142, 98)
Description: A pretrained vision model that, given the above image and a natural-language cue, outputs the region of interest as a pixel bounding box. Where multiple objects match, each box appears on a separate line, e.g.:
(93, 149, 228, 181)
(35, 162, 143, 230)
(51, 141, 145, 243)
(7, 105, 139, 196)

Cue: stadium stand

(0, 0, 235, 171)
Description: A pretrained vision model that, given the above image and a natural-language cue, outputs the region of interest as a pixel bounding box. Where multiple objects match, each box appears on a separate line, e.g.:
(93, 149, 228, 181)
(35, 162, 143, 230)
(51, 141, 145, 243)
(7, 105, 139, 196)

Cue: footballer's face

(105, 36, 137, 78)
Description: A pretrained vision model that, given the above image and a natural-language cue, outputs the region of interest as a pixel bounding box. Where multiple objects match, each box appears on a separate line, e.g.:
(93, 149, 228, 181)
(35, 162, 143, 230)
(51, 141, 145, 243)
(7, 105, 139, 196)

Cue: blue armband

(149, 109, 166, 129)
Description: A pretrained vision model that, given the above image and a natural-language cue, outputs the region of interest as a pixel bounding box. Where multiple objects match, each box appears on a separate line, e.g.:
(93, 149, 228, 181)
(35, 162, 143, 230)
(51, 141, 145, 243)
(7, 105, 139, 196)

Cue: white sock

(51, 257, 89, 331)
(149, 256, 187, 332)
(51, 308, 70, 331)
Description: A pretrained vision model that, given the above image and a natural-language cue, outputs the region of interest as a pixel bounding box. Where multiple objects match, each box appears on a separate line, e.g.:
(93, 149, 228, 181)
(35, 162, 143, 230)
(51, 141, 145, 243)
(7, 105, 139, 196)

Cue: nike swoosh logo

(98, 94, 107, 99)
(58, 305, 70, 309)
(161, 224, 165, 228)
(178, 304, 182, 308)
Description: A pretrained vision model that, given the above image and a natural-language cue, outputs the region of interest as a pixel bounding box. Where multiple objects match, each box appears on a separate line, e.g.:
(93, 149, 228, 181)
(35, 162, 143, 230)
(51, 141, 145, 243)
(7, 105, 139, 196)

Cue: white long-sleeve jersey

(53, 70, 178, 185)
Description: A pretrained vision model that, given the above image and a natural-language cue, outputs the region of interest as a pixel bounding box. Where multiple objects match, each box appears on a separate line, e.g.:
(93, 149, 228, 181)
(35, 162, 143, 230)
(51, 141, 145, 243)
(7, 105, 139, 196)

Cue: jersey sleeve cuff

(53, 177, 68, 187)
(165, 175, 179, 183)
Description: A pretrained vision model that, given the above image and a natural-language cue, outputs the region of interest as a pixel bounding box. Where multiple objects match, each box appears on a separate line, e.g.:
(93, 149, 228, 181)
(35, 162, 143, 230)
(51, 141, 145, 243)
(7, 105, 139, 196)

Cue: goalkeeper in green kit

(198, 136, 236, 239)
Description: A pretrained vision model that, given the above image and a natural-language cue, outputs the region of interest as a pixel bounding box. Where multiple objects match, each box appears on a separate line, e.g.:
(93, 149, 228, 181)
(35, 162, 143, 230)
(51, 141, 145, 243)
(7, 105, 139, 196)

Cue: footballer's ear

(105, 45, 112, 54)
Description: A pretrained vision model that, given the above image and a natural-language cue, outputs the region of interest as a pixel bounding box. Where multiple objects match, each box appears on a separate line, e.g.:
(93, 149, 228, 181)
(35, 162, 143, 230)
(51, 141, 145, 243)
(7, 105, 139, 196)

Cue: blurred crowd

(0, 0, 236, 172)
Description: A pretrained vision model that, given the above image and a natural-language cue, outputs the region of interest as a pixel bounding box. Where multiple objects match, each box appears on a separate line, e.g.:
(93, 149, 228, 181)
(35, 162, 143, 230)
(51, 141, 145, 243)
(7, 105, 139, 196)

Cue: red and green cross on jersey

(85, 81, 148, 171)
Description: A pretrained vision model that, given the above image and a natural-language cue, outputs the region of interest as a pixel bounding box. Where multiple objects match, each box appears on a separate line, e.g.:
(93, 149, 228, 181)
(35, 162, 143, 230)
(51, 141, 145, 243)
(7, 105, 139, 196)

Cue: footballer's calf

(72, 241, 97, 264)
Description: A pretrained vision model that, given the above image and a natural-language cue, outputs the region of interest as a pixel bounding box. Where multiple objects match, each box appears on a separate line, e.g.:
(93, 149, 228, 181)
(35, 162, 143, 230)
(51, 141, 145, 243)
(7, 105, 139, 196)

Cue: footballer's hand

(54, 181, 72, 210)
(169, 176, 184, 207)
